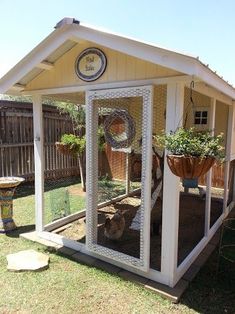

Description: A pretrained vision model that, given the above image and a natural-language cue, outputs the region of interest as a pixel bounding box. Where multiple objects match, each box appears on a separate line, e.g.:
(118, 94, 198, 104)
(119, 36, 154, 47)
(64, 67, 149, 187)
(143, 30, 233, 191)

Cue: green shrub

(61, 134, 85, 155)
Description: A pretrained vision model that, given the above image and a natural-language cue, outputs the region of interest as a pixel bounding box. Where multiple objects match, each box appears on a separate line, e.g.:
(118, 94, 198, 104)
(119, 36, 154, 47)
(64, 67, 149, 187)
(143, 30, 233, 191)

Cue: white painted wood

(192, 82, 233, 106)
(161, 82, 184, 287)
(227, 201, 235, 213)
(0, 25, 72, 93)
(44, 209, 86, 232)
(1, 20, 235, 100)
(33, 95, 44, 232)
(44, 188, 142, 232)
(22, 77, 233, 106)
(41, 202, 233, 287)
(69, 24, 196, 75)
(85, 91, 99, 246)
(70, 23, 235, 99)
(224, 104, 234, 214)
(142, 85, 153, 272)
(11, 83, 26, 92)
(176, 236, 207, 280)
(232, 165, 235, 207)
(205, 98, 216, 236)
(195, 64, 235, 100)
(36, 61, 54, 70)
(176, 203, 231, 282)
(85, 85, 152, 272)
(22, 75, 193, 96)
(125, 153, 130, 195)
(38, 230, 169, 285)
(229, 154, 235, 161)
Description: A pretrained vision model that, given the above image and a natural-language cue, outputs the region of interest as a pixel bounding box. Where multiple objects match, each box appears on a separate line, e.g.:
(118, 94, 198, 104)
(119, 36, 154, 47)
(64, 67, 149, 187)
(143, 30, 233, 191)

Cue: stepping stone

(6, 249, 49, 272)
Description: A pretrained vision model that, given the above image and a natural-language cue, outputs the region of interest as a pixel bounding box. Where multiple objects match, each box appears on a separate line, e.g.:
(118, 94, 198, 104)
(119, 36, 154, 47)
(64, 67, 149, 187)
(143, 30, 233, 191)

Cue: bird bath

(0, 177, 25, 232)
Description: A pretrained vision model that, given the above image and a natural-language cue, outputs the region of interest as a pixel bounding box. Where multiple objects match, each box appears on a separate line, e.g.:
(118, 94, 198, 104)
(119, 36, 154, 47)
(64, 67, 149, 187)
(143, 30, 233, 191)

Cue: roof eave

(0, 25, 72, 94)
(0, 20, 235, 101)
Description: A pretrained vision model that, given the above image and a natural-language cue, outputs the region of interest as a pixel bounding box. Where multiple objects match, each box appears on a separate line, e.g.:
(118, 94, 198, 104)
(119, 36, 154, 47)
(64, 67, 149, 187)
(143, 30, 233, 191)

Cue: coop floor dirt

(54, 192, 223, 270)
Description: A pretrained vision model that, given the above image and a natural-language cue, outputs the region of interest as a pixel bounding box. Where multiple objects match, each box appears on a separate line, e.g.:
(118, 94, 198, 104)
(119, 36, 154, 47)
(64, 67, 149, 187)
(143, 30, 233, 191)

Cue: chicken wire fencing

(42, 86, 165, 272)
(85, 86, 158, 271)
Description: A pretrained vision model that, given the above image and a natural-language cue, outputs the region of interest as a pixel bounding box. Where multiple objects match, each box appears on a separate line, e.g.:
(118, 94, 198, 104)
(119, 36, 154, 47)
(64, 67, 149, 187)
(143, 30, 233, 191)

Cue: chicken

(104, 210, 125, 240)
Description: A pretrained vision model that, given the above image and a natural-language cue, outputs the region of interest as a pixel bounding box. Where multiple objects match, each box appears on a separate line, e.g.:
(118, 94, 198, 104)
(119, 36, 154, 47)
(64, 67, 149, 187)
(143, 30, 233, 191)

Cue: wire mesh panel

(210, 102, 229, 228)
(86, 86, 153, 271)
(43, 102, 87, 243)
(177, 177, 206, 266)
(227, 160, 235, 206)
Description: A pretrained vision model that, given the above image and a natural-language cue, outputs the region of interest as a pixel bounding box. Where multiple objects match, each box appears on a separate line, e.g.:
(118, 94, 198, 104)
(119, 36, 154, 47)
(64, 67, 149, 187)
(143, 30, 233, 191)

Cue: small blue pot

(182, 178, 198, 188)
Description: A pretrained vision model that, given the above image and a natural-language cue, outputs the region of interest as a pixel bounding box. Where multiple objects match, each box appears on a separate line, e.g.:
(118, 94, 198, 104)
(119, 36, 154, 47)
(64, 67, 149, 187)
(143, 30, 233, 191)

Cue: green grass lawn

(15, 177, 140, 225)
(0, 182, 234, 313)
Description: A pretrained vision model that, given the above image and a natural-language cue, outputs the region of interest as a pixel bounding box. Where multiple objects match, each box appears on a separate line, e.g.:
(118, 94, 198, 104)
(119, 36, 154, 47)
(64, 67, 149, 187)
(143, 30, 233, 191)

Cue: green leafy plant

(56, 101, 106, 191)
(61, 134, 86, 155)
(154, 127, 225, 161)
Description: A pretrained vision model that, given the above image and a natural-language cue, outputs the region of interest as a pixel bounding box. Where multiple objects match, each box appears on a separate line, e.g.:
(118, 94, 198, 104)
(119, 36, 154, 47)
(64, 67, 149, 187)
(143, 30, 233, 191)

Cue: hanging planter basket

(55, 142, 77, 157)
(166, 155, 215, 179)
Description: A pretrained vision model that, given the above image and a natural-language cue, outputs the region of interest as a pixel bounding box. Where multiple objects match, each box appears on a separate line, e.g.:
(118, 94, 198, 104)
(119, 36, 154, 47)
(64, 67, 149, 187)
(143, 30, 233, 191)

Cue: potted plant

(56, 134, 86, 190)
(154, 128, 224, 187)
(56, 128, 106, 192)
(55, 103, 106, 192)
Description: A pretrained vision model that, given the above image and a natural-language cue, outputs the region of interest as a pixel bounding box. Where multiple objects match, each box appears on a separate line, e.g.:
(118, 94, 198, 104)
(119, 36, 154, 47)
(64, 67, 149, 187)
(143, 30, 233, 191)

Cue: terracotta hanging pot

(166, 155, 215, 179)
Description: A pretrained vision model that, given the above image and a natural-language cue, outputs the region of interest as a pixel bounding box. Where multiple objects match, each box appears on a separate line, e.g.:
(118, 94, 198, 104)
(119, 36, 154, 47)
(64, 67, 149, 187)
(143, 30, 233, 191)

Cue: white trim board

(22, 76, 192, 95)
(38, 230, 168, 285)
(21, 78, 233, 106)
(0, 20, 235, 100)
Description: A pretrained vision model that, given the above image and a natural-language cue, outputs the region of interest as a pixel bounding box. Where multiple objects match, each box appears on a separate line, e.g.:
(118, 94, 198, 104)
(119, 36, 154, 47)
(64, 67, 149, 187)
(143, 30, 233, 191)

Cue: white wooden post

(85, 91, 99, 247)
(205, 98, 216, 235)
(224, 103, 234, 214)
(142, 86, 153, 271)
(232, 103, 235, 203)
(125, 153, 130, 195)
(32, 95, 44, 232)
(161, 82, 184, 287)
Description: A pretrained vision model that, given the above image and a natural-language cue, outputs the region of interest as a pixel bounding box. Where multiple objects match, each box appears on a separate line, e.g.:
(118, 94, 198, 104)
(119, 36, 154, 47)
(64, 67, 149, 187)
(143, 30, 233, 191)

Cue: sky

(1, 0, 235, 85)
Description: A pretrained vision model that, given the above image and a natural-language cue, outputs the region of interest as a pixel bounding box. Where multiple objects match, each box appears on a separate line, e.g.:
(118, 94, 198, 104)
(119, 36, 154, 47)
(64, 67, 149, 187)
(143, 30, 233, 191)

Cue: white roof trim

(0, 19, 235, 100)
(0, 25, 72, 93)
(36, 61, 54, 70)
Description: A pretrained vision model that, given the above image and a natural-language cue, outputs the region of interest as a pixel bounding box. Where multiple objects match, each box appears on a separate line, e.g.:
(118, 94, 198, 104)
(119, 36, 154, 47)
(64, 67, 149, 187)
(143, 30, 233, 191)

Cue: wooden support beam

(224, 104, 234, 214)
(161, 82, 184, 287)
(36, 61, 54, 70)
(11, 83, 26, 92)
(33, 95, 44, 232)
(191, 81, 233, 105)
(205, 97, 216, 236)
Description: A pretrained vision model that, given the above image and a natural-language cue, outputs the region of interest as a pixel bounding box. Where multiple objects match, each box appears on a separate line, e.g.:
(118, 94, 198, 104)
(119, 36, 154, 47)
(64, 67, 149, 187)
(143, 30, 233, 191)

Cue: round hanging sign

(75, 48, 107, 82)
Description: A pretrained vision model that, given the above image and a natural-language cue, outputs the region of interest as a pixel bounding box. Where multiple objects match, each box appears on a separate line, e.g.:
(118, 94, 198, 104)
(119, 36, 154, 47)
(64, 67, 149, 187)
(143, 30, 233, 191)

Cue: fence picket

(0, 101, 79, 181)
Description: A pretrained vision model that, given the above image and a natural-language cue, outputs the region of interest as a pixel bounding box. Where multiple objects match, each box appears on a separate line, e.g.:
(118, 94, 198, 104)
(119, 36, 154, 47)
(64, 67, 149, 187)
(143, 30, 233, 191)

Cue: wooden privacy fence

(0, 101, 79, 182)
(0, 100, 225, 187)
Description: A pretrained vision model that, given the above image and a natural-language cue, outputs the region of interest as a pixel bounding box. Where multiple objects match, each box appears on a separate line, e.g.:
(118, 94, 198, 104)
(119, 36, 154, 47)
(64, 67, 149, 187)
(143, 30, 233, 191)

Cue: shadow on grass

(181, 251, 235, 314)
(43, 243, 235, 314)
(44, 245, 122, 280)
(6, 224, 35, 238)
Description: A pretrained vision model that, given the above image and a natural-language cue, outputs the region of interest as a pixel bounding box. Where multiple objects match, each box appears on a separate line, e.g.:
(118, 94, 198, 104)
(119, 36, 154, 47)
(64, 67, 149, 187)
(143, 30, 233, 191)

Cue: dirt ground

(55, 192, 223, 270)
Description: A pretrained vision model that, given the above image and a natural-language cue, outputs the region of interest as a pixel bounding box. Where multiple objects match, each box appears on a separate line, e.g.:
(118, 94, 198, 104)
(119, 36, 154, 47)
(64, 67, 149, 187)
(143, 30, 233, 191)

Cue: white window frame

(193, 106, 210, 128)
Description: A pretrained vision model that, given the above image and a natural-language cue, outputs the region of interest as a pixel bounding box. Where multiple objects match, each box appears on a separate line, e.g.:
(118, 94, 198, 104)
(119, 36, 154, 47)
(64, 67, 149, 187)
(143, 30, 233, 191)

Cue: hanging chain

(175, 80, 195, 130)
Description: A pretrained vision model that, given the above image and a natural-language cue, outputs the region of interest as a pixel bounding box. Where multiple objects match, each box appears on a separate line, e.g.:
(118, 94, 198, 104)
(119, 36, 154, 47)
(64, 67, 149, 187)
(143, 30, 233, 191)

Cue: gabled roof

(0, 17, 235, 100)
